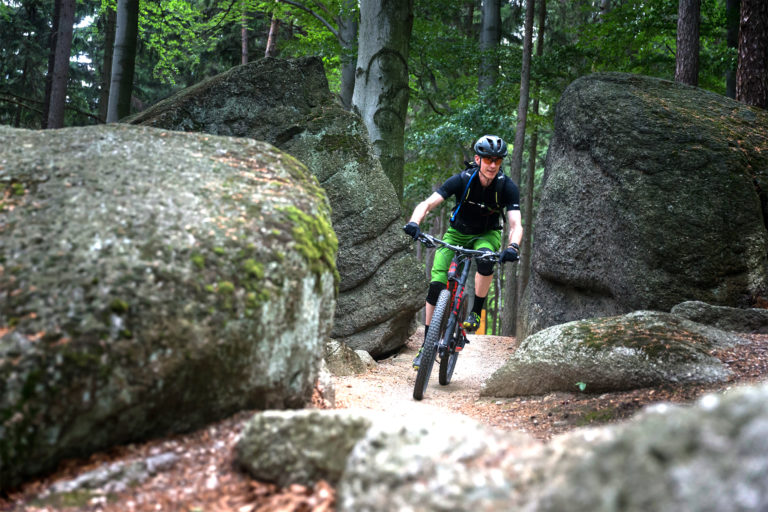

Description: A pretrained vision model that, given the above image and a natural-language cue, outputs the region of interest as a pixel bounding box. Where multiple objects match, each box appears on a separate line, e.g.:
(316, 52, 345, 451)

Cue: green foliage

(573, 0, 730, 93)
(139, 0, 214, 84)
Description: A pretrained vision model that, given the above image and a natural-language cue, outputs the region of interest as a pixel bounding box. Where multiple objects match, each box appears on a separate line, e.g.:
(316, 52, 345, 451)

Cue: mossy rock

(0, 124, 336, 489)
(484, 311, 740, 397)
(519, 72, 768, 341)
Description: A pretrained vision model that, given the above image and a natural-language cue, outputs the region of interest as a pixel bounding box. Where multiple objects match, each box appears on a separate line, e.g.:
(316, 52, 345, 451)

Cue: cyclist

(404, 135, 523, 368)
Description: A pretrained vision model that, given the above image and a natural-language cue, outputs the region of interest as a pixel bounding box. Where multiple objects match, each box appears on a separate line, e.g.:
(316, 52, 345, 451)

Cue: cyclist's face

(475, 154, 503, 184)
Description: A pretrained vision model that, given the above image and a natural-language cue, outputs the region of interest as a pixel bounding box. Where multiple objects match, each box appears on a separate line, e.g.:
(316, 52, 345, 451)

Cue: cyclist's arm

(409, 192, 445, 225)
(506, 209, 523, 247)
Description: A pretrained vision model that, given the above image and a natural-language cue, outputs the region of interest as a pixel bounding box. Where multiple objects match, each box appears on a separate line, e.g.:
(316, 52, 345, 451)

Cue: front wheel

(439, 291, 466, 385)
(413, 289, 451, 400)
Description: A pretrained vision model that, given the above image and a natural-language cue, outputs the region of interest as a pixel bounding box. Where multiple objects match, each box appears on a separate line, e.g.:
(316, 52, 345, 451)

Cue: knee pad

(426, 281, 445, 306)
(476, 249, 495, 276)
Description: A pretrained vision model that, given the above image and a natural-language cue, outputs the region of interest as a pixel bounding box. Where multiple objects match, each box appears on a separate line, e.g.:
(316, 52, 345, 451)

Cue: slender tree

(675, 0, 701, 86)
(352, 0, 414, 198)
(501, 0, 535, 336)
(478, 0, 501, 94)
(736, 0, 768, 108)
(517, 0, 546, 321)
(44, 0, 76, 129)
(242, 7, 249, 64)
(106, 0, 139, 122)
(98, 5, 117, 122)
(265, 14, 280, 57)
(338, 0, 358, 110)
(726, 0, 740, 98)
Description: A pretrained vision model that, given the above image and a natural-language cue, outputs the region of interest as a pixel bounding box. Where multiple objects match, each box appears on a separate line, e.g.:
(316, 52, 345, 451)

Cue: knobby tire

(413, 289, 451, 400)
(439, 289, 466, 385)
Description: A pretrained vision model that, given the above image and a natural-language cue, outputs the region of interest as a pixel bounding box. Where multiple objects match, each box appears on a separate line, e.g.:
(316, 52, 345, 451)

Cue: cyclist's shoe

(463, 311, 481, 332)
(412, 347, 424, 369)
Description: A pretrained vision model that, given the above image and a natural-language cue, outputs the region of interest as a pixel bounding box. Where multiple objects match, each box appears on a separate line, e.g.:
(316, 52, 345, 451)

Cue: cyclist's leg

(463, 230, 502, 331)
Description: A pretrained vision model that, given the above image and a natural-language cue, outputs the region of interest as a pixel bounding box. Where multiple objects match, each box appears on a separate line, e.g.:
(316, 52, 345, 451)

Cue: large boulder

(519, 72, 768, 340)
(0, 124, 336, 489)
(128, 57, 425, 357)
(482, 311, 740, 398)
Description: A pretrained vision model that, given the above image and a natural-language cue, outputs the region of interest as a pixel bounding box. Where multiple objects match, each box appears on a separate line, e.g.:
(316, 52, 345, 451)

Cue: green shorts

(430, 227, 502, 284)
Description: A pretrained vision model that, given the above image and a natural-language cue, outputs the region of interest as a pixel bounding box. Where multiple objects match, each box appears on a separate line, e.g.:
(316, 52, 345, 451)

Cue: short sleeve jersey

(437, 168, 520, 235)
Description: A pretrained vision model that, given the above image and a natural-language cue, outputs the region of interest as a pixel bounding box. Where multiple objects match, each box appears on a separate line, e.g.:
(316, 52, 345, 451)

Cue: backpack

(449, 161, 507, 225)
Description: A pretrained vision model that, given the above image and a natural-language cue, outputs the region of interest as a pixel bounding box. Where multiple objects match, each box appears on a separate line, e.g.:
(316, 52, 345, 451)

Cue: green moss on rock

(279, 205, 339, 285)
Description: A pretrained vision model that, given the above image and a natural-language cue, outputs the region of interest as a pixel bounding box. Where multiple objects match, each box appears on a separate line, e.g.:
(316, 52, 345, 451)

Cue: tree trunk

(501, 0, 535, 336)
(46, 0, 75, 129)
(736, 0, 768, 108)
(44, 0, 74, 129)
(99, 5, 117, 122)
(106, 0, 139, 123)
(352, 0, 414, 199)
(338, 0, 358, 110)
(726, 0, 740, 98)
(241, 9, 249, 64)
(42, 0, 60, 128)
(675, 0, 700, 86)
(265, 14, 280, 58)
(517, 0, 546, 325)
(478, 0, 501, 94)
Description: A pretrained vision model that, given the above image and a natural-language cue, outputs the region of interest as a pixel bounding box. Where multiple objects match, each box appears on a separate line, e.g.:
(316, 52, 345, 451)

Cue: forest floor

(2, 328, 767, 512)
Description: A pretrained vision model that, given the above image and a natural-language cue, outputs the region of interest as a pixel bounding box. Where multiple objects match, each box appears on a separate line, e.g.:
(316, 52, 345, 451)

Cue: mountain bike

(412, 232, 505, 401)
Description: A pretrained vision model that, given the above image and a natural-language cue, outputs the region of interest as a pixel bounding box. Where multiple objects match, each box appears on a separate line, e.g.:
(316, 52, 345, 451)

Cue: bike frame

(419, 233, 498, 354)
(440, 253, 473, 357)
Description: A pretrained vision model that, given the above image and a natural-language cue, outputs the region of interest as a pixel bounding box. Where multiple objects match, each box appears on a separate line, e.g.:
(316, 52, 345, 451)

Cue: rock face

(483, 311, 739, 397)
(234, 384, 768, 512)
(671, 300, 768, 333)
(0, 124, 336, 488)
(128, 57, 425, 357)
(519, 72, 768, 340)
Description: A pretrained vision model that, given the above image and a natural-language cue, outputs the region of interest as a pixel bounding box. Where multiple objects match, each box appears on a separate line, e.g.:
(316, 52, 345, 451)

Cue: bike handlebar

(416, 232, 503, 263)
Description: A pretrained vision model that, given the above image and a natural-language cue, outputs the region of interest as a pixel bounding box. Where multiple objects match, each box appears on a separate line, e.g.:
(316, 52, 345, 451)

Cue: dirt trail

(334, 328, 518, 427)
(333, 328, 768, 440)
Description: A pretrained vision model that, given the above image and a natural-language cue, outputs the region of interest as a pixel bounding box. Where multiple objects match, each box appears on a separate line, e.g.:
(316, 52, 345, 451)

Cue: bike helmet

(473, 135, 508, 158)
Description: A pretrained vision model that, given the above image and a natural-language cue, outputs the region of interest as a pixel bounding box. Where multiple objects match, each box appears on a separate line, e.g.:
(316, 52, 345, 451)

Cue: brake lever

(417, 234, 436, 249)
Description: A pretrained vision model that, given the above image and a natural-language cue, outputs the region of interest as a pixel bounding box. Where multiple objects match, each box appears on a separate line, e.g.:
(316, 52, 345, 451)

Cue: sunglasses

(481, 156, 504, 165)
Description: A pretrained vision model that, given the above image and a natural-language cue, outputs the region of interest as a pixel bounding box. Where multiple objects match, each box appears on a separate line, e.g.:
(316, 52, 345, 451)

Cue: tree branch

(277, 0, 339, 40)
(0, 92, 102, 122)
(199, 0, 239, 37)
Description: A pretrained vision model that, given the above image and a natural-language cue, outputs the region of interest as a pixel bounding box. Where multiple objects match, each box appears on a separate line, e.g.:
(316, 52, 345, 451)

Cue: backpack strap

(450, 164, 478, 223)
(495, 172, 506, 222)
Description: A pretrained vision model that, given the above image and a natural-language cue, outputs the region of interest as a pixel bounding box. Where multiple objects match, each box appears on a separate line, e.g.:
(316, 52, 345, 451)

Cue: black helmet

(474, 135, 508, 158)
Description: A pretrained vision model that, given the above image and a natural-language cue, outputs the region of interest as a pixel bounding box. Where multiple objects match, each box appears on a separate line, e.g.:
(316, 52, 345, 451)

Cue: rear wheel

(439, 290, 466, 385)
(413, 289, 450, 400)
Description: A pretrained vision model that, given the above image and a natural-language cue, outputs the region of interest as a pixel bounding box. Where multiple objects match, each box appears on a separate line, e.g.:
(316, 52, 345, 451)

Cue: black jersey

(437, 166, 520, 235)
